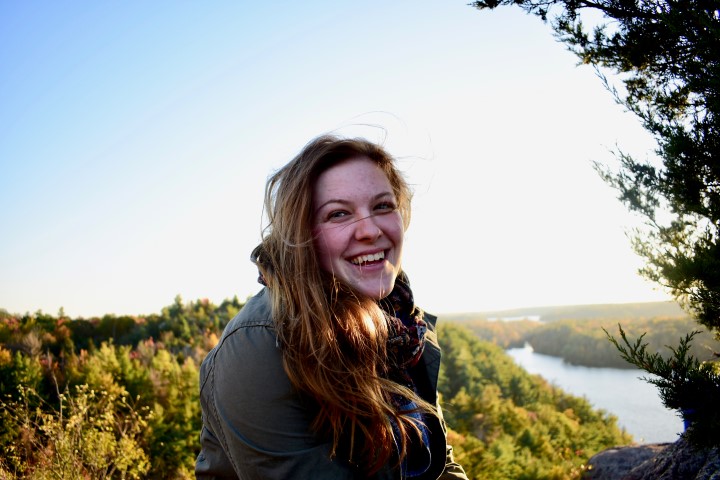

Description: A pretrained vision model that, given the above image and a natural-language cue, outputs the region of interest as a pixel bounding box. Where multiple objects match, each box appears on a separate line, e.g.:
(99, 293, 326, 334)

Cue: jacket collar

(419, 312, 441, 404)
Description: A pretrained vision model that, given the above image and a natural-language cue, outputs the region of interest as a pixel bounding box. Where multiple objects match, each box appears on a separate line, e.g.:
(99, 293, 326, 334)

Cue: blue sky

(0, 1, 671, 317)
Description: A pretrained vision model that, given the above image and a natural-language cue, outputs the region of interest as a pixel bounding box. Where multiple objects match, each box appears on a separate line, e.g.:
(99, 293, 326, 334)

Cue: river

(506, 344, 683, 444)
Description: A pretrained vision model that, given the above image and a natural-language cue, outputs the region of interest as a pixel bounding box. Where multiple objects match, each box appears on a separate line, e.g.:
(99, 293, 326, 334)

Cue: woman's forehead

(314, 158, 392, 199)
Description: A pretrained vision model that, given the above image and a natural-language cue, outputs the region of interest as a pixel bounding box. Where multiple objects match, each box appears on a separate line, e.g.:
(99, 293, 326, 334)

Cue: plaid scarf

(381, 275, 427, 387)
(380, 275, 432, 477)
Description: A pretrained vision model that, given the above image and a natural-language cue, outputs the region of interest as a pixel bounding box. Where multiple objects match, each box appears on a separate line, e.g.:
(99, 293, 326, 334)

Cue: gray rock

(624, 436, 720, 480)
(584, 443, 670, 479)
(584, 436, 720, 480)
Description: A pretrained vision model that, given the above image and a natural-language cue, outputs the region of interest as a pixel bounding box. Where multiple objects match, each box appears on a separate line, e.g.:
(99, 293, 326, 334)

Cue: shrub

(0, 384, 150, 479)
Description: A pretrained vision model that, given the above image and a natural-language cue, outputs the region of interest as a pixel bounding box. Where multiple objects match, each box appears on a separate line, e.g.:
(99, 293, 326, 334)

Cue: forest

(0, 297, 631, 479)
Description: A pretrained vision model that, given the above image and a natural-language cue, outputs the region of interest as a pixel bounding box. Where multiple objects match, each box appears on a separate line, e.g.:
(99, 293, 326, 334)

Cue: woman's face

(312, 156, 404, 300)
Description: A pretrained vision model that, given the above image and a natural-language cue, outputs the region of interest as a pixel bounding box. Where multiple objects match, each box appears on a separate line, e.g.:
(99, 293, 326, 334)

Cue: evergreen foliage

(605, 325, 720, 447)
(472, 0, 720, 338)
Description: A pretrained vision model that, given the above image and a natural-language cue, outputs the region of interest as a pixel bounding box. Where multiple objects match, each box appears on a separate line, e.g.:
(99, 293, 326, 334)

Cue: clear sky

(0, 1, 673, 318)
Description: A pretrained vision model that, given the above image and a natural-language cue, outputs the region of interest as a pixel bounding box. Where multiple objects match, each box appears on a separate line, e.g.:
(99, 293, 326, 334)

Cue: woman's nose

(354, 214, 382, 241)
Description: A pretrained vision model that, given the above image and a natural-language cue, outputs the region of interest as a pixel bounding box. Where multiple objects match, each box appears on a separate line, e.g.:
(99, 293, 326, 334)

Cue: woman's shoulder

(200, 289, 280, 386)
(223, 288, 274, 333)
(215, 288, 277, 351)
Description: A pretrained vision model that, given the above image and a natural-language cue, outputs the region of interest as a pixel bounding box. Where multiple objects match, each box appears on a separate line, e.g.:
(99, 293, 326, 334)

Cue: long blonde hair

(252, 135, 432, 473)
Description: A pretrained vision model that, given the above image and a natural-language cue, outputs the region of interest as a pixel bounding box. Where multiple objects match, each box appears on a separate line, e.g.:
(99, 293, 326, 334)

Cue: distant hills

(440, 301, 689, 323)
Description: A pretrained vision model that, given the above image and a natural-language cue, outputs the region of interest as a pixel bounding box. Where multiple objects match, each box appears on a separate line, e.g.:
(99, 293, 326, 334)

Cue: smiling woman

(195, 135, 468, 479)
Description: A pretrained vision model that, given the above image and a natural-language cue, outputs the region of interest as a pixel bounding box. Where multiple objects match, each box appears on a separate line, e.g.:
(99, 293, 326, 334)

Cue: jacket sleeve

(439, 444, 469, 480)
(435, 400, 469, 480)
(417, 314, 469, 480)
(195, 322, 354, 480)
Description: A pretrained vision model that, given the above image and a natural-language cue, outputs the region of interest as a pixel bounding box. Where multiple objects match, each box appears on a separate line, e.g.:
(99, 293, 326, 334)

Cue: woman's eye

(375, 202, 396, 212)
(327, 210, 349, 220)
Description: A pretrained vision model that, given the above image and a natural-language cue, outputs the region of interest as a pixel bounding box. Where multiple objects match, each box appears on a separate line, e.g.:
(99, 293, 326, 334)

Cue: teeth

(351, 251, 384, 265)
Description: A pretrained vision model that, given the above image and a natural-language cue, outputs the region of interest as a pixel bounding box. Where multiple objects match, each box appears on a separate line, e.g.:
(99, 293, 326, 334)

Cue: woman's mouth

(350, 251, 385, 266)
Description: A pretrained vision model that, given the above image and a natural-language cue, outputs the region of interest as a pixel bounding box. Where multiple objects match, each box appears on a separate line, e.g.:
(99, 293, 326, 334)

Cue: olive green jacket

(196, 288, 468, 479)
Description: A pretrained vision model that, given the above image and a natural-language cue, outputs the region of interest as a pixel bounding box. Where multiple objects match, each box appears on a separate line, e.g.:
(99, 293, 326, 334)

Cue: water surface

(506, 344, 683, 444)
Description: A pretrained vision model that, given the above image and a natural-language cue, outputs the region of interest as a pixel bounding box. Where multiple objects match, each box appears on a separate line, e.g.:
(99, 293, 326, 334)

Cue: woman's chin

(352, 278, 397, 300)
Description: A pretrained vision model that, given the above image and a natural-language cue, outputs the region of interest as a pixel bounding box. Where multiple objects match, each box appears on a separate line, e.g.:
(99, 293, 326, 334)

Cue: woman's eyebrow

(315, 198, 350, 215)
(315, 192, 394, 214)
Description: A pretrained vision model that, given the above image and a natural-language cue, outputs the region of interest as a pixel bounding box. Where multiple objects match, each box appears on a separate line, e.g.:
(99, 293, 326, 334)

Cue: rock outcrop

(584, 443, 670, 479)
(584, 436, 720, 480)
